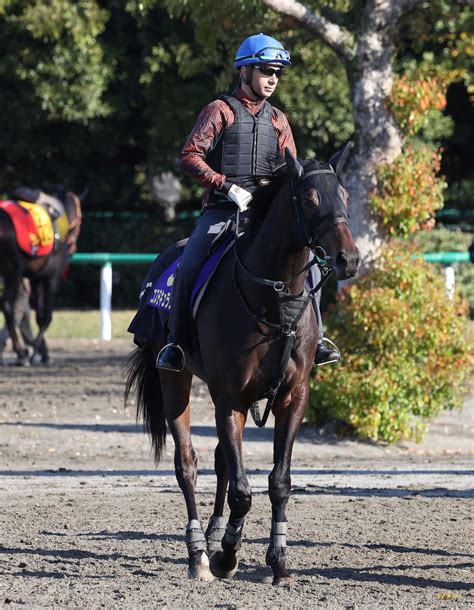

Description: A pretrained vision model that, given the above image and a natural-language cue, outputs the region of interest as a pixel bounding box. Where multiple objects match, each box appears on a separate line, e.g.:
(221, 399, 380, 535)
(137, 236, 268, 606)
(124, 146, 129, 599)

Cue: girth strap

(252, 292, 312, 428)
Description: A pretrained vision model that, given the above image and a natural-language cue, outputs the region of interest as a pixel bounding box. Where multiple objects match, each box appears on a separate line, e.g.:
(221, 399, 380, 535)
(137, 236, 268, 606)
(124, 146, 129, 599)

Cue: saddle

(0, 187, 72, 258)
(147, 230, 235, 319)
(0, 200, 54, 257)
(128, 223, 236, 346)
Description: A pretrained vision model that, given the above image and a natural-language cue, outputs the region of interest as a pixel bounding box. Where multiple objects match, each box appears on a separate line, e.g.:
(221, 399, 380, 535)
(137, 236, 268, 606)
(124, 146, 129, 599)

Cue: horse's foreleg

(210, 406, 249, 579)
(30, 279, 54, 364)
(205, 442, 228, 554)
(160, 371, 213, 582)
(267, 382, 308, 586)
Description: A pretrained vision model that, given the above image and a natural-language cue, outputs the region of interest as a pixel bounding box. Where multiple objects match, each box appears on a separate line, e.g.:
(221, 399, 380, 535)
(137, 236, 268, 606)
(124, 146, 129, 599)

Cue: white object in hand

(228, 184, 252, 211)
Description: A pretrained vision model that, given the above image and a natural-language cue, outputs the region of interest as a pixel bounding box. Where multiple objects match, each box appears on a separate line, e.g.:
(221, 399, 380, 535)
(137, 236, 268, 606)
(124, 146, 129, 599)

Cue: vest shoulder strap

(218, 94, 274, 120)
(218, 94, 246, 118)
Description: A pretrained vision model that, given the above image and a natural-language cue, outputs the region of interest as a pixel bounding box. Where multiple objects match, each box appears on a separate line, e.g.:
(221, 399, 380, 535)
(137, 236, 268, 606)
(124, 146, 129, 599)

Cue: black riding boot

(315, 340, 340, 366)
(156, 340, 185, 372)
(308, 262, 341, 367)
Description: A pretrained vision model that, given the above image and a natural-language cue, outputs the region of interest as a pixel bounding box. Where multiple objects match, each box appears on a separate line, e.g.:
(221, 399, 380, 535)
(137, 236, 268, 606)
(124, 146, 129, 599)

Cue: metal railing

(70, 251, 471, 340)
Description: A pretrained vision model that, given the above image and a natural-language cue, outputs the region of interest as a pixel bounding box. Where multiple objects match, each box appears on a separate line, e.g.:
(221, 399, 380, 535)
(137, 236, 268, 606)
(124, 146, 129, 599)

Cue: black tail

(124, 343, 167, 463)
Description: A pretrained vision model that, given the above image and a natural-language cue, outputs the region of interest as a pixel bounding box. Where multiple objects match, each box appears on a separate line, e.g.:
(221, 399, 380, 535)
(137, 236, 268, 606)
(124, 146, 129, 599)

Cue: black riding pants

(167, 209, 325, 349)
(167, 208, 234, 349)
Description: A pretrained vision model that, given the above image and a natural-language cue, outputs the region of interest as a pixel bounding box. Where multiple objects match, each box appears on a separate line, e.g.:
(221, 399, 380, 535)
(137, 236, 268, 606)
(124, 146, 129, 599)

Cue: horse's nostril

(336, 251, 348, 269)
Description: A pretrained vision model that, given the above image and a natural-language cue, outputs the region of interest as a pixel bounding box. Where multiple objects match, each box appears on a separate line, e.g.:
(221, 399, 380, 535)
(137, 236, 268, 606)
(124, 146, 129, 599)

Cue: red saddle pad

(0, 200, 54, 257)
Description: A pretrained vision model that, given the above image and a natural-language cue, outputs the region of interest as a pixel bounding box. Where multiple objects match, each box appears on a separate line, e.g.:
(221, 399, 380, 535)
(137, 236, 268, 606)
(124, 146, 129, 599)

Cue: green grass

(33, 310, 136, 339)
(25, 309, 474, 344)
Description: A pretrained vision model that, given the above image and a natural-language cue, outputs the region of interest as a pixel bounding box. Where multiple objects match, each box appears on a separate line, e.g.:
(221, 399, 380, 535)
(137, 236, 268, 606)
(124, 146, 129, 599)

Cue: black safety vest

(206, 95, 279, 205)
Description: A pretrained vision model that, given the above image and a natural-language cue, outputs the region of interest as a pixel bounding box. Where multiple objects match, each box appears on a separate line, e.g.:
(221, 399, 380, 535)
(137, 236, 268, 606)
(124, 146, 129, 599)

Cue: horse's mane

(246, 159, 329, 240)
(246, 179, 284, 240)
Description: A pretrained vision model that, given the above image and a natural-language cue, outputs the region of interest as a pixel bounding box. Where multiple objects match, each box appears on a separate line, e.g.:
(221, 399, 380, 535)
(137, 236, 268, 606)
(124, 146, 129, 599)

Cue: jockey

(157, 33, 340, 372)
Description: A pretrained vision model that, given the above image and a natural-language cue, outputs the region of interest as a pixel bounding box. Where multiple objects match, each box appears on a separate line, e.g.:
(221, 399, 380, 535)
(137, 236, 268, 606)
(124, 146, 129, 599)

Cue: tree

(260, 0, 472, 266)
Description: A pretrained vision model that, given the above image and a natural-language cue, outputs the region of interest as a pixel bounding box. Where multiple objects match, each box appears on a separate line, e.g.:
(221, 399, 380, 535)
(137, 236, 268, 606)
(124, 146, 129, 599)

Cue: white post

(100, 261, 112, 340)
(443, 265, 455, 301)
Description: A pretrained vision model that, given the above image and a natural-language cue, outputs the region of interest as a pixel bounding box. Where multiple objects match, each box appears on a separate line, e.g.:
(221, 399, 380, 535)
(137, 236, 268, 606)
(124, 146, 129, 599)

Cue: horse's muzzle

(334, 248, 360, 279)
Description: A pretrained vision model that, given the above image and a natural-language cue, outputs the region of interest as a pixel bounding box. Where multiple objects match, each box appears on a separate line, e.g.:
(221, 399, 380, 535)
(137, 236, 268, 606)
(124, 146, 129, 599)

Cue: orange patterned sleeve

(179, 100, 234, 190)
(272, 107, 297, 158)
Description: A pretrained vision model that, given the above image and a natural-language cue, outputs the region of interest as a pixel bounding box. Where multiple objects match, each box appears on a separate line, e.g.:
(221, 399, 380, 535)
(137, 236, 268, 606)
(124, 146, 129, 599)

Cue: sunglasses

(255, 66, 283, 78)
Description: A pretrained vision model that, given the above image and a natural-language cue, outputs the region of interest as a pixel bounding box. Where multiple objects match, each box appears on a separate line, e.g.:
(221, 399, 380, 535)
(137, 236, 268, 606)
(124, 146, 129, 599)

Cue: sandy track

(0, 339, 472, 607)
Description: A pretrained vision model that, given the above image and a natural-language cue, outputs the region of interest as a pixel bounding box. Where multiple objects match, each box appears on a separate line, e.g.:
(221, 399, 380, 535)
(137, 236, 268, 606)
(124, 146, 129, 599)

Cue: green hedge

(308, 243, 472, 443)
(410, 227, 474, 317)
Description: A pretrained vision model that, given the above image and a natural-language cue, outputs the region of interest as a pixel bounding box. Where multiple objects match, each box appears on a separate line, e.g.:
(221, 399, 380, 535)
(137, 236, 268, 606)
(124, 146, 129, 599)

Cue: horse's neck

(244, 183, 309, 294)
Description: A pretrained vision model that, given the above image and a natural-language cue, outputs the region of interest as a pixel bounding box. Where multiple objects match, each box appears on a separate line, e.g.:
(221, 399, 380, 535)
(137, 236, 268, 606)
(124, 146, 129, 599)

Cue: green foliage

(3, 0, 111, 122)
(0, 0, 471, 315)
(396, 2, 474, 93)
(390, 58, 455, 139)
(159, 0, 354, 159)
(370, 143, 447, 237)
(308, 244, 472, 443)
(409, 228, 474, 318)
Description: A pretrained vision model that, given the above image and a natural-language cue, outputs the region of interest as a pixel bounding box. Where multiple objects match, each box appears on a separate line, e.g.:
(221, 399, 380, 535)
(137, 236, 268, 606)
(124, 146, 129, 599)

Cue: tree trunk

(342, 2, 403, 270)
(262, 0, 408, 270)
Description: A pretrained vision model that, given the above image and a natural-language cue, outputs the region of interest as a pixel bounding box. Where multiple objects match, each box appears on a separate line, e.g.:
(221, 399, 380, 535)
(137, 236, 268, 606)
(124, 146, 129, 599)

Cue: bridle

(290, 166, 350, 251)
(233, 162, 350, 298)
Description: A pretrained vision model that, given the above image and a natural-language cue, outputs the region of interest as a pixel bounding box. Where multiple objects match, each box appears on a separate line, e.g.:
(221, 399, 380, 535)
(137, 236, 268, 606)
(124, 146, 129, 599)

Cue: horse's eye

(302, 188, 319, 207)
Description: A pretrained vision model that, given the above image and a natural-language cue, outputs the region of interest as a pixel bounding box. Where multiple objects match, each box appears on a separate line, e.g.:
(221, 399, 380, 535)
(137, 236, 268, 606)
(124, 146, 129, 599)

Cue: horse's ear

(285, 147, 304, 179)
(329, 141, 353, 175)
(77, 187, 89, 202)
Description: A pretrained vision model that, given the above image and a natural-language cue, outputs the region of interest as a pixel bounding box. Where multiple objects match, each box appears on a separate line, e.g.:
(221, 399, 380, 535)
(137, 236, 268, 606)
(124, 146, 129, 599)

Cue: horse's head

(62, 190, 84, 255)
(285, 146, 360, 280)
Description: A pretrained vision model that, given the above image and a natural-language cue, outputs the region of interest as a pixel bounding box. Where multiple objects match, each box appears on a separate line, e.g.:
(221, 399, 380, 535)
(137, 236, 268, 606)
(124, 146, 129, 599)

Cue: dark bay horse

(125, 148, 360, 584)
(0, 190, 82, 364)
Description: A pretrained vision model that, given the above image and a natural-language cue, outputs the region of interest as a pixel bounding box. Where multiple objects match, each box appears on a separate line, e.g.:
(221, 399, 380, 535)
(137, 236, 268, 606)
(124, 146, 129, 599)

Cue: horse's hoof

(272, 575, 293, 587)
(30, 353, 43, 366)
(15, 358, 30, 367)
(188, 551, 214, 582)
(209, 550, 238, 579)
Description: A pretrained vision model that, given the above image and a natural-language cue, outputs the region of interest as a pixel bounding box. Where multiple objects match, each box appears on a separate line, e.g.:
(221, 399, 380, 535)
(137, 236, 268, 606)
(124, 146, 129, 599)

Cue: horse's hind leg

(3, 274, 28, 364)
(267, 382, 308, 586)
(210, 405, 250, 579)
(160, 370, 214, 582)
(205, 442, 228, 554)
(30, 276, 55, 364)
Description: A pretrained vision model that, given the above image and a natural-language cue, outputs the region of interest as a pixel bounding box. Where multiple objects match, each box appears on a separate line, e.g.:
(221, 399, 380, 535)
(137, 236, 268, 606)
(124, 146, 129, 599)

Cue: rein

(231, 166, 348, 427)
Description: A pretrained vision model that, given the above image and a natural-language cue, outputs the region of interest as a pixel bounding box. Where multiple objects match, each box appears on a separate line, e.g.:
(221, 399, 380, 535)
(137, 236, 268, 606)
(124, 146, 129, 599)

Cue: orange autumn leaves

(370, 144, 447, 237)
(369, 70, 456, 237)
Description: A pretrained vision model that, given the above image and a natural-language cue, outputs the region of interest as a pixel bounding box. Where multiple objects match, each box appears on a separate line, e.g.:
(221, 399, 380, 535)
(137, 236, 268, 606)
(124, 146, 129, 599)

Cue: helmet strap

(242, 66, 265, 101)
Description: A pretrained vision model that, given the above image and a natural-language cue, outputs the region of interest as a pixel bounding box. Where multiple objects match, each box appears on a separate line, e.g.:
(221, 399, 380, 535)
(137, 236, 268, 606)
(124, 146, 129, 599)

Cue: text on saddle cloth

(146, 234, 234, 318)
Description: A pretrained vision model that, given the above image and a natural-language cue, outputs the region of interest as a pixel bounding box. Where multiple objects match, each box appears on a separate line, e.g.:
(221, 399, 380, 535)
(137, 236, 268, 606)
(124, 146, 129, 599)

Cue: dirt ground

(0, 339, 472, 608)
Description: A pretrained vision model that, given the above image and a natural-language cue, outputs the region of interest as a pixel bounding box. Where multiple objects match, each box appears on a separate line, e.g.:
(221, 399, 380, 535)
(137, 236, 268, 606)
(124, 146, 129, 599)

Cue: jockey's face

(241, 64, 282, 99)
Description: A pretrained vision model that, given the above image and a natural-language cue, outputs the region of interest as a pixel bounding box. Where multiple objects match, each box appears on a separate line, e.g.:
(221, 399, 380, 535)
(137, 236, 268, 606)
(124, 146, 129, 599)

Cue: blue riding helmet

(235, 33, 291, 68)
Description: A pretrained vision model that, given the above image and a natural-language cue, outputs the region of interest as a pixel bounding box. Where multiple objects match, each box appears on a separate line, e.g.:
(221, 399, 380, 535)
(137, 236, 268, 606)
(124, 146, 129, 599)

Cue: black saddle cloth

(128, 238, 188, 346)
